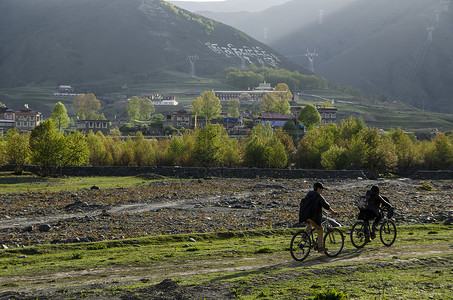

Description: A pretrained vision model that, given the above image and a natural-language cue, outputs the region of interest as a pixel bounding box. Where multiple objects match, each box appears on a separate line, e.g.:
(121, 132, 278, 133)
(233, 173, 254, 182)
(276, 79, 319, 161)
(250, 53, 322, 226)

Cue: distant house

(253, 111, 297, 128)
(214, 82, 277, 102)
(0, 105, 15, 132)
(316, 106, 338, 125)
(163, 110, 193, 128)
(295, 105, 338, 125)
(76, 119, 110, 134)
(14, 104, 42, 132)
(153, 96, 179, 106)
(54, 85, 77, 96)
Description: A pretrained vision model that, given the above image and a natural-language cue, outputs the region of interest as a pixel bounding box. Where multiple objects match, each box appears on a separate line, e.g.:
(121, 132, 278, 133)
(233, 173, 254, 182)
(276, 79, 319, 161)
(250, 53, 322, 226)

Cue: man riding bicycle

(361, 185, 393, 238)
(299, 182, 338, 252)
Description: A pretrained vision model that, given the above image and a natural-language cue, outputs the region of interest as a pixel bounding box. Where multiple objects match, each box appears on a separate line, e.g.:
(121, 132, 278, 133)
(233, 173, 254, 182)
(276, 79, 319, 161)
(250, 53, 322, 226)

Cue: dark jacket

(365, 190, 392, 214)
(299, 190, 331, 225)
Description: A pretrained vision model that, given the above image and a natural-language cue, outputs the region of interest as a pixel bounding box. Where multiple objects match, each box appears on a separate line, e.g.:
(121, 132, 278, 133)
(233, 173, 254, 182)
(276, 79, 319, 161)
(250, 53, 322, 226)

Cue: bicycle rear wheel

(324, 228, 344, 257)
(350, 221, 368, 248)
(380, 219, 397, 246)
(290, 230, 311, 261)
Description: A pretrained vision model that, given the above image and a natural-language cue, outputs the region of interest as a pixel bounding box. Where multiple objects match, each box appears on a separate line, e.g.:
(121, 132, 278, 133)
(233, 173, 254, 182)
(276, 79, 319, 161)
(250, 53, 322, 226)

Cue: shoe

(370, 231, 376, 239)
(318, 247, 328, 253)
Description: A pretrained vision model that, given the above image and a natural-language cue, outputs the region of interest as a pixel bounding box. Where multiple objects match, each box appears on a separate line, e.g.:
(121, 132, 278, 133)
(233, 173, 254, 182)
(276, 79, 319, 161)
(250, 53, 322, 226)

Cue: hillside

(0, 0, 308, 92)
(194, 0, 358, 43)
(270, 0, 453, 113)
(191, 0, 453, 114)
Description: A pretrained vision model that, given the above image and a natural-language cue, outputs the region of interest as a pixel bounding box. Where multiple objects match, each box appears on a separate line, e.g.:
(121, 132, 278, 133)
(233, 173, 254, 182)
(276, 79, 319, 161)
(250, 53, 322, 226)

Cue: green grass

(0, 171, 167, 193)
(0, 224, 451, 298)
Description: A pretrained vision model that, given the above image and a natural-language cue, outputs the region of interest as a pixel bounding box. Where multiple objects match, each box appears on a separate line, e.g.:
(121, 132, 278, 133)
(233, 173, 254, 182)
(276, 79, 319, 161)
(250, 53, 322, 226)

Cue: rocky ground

(1, 177, 452, 248)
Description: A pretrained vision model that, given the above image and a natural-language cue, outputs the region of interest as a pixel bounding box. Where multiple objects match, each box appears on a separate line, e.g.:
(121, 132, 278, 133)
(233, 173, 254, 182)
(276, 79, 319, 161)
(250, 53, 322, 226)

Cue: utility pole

(187, 55, 199, 77)
(426, 26, 434, 41)
(263, 27, 269, 41)
(318, 9, 325, 24)
(305, 49, 318, 72)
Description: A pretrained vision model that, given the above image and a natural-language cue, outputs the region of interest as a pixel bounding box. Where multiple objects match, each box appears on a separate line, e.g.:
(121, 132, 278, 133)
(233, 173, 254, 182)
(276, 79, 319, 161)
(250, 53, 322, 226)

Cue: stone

(23, 226, 33, 232)
(189, 238, 196, 242)
(38, 224, 51, 232)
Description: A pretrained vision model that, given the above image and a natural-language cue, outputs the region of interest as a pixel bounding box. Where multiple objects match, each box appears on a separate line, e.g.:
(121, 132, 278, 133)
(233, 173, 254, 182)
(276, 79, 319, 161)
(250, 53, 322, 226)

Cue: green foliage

(311, 289, 348, 300)
(191, 91, 222, 123)
(255, 246, 273, 254)
(71, 252, 83, 260)
(224, 65, 328, 91)
(297, 103, 321, 128)
(245, 123, 288, 168)
(424, 133, 453, 169)
(126, 96, 155, 122)
(161, 1, 215, 34)
(261, 83, 292, 114)
(321, 145, 348, 170)
(227, 99, 240, 118)
(86, 131, 113, 166)
(29, 120, 89, 176)
(0, 139, 7, 167)
(282, 120, 299, 143)
(50, 102, 70, 133)
(72, 93, 102, 120)
(193, 124, 228, 167)
(418, 181, 435, 191)
(5, 129, 30, 174)
(389, 128, 422, 168)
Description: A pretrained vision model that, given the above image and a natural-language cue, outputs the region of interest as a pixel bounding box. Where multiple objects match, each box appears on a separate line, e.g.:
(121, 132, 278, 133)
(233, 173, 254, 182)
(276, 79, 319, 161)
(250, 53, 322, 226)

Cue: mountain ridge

(0, 0, 309, 91)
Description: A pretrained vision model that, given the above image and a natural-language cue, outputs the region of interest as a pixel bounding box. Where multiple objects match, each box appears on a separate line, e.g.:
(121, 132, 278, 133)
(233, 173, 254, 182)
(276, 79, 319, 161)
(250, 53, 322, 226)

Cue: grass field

(0, 225, 451, 299)
(0, 171, 160, 194)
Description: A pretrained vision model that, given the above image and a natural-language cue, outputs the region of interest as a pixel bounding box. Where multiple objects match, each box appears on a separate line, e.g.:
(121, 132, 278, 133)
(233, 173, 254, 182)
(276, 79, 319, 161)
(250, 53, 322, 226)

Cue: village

(0, 83, 338, 138)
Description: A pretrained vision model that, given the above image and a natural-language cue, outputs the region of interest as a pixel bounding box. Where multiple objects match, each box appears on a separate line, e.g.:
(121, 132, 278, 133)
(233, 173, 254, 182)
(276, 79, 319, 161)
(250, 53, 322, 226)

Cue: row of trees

(1, 118, 452, 176)
(224, 65, 329, 91)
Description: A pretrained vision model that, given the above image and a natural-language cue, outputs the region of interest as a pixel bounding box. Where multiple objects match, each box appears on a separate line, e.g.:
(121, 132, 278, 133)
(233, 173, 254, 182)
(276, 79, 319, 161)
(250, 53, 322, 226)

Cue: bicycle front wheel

(324, 228, 344, 257)
(380, 220, 397, 246)
(350, 221, 368, 248)
(290, 230, 311, 261)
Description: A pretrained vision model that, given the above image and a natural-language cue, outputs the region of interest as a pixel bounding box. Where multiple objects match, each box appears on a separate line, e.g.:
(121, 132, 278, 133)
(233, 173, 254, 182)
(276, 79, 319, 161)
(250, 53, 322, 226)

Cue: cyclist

(299, 182, 338, 252)
(362, 185, 393, 238)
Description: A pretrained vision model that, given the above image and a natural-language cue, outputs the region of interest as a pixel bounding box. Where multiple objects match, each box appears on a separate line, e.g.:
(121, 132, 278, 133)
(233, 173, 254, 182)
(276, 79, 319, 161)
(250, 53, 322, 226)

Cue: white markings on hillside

(205, 43, 281, 67)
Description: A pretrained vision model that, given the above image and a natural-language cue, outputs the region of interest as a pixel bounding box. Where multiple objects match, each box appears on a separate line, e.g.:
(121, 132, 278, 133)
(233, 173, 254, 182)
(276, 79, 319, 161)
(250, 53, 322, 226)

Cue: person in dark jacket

(363, 185, 393, 237)
(299, 182, 338, 252)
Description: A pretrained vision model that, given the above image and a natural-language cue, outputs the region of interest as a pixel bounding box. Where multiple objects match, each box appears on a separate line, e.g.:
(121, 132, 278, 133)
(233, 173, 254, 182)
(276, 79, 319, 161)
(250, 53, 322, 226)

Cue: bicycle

(350, 206, 397, 248)
(290, 212, 344, 261)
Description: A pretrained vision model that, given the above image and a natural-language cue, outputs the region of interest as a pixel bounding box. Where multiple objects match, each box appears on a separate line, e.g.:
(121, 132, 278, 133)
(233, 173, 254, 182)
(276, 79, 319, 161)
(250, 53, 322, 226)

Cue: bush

(312, 289, 348, 300)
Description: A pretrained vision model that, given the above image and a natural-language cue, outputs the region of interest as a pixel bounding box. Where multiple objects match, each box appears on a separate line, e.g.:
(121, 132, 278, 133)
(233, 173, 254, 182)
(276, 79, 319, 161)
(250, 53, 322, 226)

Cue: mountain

(190, 0, 452, 113)
(0, 0, 308, 91)
(270, 0, 453, 113)
(168, 0, 291, 13)
(191, 0, 359, 43)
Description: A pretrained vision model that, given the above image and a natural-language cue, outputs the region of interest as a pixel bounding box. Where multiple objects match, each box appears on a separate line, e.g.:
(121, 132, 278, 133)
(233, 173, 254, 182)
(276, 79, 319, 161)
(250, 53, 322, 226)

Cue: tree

(72, 93, 101, 120)
(0, 137, 8, 167)
(245, 123, 287, 168)
(29, 119, 67, 176)
(297, 103, 321, 129)
(191, 91, 222, 123)
(29, 119, 88, 176)
(260, 83, 292, 114)
(126, 96, 155, 122)
(50, 102, 70, 133)
(5, 129, 30, 174)
(227, 99, 240, 118)
(86, 131, 113, 166)
(193, 124, 227, 167)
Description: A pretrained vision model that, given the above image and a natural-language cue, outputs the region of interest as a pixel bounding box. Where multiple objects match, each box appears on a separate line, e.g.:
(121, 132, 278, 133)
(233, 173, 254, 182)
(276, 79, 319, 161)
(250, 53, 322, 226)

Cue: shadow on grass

(0, 173, 53, 185)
